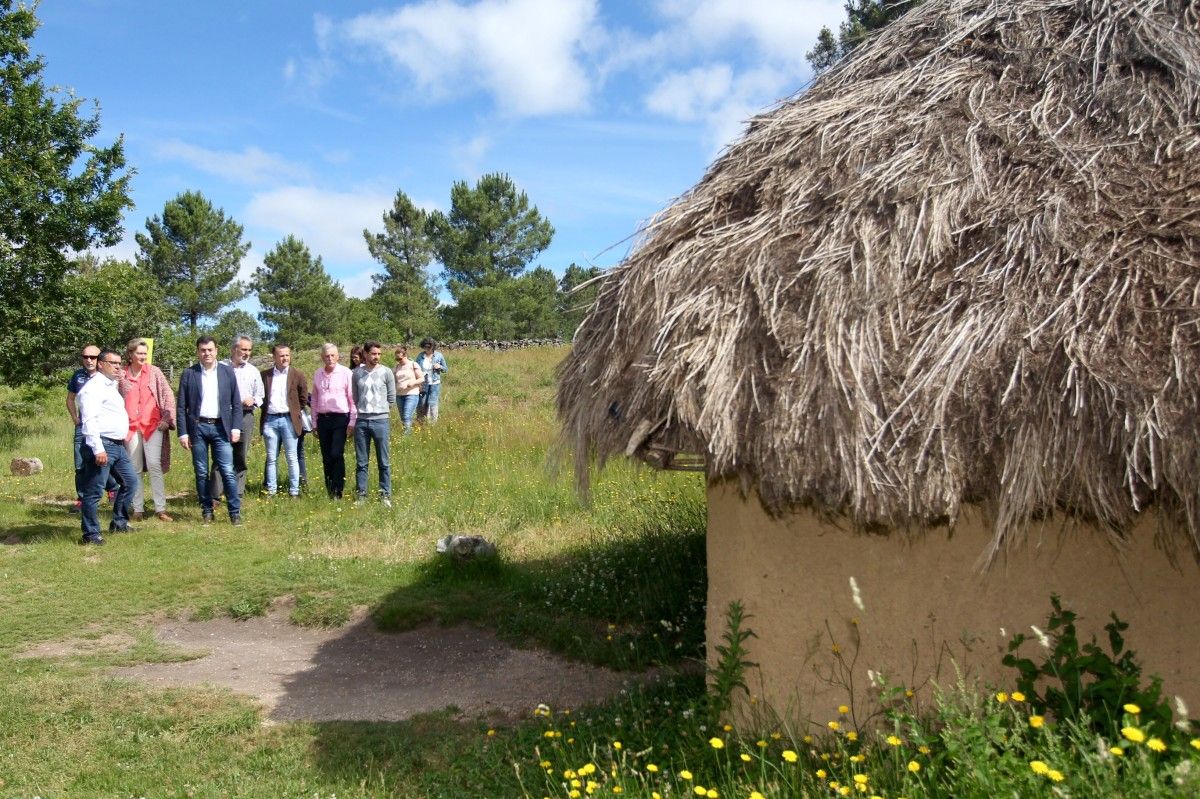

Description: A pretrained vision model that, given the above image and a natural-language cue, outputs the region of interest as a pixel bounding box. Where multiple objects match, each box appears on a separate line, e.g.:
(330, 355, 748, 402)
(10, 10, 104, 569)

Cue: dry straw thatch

(557, 0, 1200, 561)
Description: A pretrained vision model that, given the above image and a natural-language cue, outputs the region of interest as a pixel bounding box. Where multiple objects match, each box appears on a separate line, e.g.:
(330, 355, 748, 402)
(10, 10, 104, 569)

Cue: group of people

(71, 336, 449, 545)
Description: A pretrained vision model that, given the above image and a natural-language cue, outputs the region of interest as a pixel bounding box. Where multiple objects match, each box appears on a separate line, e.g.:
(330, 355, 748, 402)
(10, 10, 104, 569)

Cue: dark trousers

(74, 424, 118, 500)
(316, 412, 349, 498)
(80, 437, 136, 539)
(212, 407, 255, 500)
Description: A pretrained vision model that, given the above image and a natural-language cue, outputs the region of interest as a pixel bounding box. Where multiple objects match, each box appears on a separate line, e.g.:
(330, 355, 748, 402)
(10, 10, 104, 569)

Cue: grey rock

(9, 457, 43, 476)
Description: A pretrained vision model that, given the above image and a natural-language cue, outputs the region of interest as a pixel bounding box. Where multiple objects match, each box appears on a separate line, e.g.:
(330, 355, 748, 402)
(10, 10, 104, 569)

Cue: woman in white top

(393, 345, 424, 435)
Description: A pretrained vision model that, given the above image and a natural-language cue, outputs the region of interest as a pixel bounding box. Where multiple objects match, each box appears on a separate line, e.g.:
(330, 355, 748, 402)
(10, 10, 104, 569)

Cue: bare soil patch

(105, 608, 646, 723)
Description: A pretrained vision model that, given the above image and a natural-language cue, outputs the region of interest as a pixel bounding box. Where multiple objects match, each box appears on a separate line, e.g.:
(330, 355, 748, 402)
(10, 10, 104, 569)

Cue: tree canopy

(252, 235, 345, 346)
(364, 190, 440, 341)
(0, 0, 132, 383)
(428, 172, 554, 299)
(135, 190, 249, 332)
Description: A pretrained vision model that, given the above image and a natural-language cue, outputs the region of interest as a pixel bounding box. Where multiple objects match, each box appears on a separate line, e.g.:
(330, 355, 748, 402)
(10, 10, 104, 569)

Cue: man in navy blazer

(177, 336, 243, 525)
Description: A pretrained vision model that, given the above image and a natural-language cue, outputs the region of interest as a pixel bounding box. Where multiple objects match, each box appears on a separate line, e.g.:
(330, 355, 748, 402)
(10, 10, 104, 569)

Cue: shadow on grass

(273, 517, 706, 795)
(2, 521, 80, 545)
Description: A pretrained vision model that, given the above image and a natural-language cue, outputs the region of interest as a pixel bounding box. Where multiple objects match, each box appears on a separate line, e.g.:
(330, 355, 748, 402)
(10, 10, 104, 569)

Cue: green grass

(1, 346, 1196, 798)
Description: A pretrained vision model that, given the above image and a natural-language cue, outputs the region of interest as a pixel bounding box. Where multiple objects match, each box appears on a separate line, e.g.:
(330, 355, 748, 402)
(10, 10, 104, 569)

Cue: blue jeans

(397, 394, 419, 434)
(354, 417, 391, 497)
(74, 424, 118, 500)
(417, 383, 442, 423)
(191, 422, 240, 517)
(80, 437, 136, 539)
(262, 413, 300, 496)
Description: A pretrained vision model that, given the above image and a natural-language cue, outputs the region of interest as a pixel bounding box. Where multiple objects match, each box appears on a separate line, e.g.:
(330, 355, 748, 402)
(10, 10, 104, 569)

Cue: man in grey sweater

(352, 341, 396, 506)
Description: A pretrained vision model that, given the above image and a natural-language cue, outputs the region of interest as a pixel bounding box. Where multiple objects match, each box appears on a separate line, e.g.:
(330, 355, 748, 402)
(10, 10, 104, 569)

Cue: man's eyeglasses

(101, 359, 121, 366)
(81, 354, 98, 360)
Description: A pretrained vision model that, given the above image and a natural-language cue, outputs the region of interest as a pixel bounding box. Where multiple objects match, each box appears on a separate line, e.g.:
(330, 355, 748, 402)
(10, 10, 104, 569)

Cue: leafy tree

(444, 268, 562, 340)
(337, 296, 401, 349)
(0, 0, 132, 384)
(364, 190, 440, 340)
(135, 190, 249, 331)
(251, 235, 344, 346)
(428, 172, 554, 299)
(557, 263, 603, 339)
(807, 1, 920, 73)
(211, 308, 262, 350)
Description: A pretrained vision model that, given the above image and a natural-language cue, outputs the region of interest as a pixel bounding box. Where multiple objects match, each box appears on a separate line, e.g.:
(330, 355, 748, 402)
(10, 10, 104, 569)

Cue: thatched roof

(557, 0, 1200, 559)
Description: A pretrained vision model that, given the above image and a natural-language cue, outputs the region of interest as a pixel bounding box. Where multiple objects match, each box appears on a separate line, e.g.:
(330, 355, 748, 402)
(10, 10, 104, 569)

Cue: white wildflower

(1174, 696, 1192, 731)
(999, 627, 1007, 638)
(849, 576, 865, 611)
(1030, 625, 1051, 648)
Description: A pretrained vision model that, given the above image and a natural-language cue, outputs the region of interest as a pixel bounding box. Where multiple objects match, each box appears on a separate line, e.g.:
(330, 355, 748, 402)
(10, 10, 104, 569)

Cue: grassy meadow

(1, 346, 1198, 798)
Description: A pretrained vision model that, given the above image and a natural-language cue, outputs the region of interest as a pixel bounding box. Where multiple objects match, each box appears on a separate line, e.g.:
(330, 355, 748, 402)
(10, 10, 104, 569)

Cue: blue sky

(34, 0, 843, 305)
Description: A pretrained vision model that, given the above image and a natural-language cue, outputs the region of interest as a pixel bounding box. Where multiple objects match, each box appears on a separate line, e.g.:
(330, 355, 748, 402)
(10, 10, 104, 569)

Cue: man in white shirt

(259, 343, 308, 497)
(77, 350, 138, 545)
(176, 336, 243, 524)
(213, 335, 264, 500)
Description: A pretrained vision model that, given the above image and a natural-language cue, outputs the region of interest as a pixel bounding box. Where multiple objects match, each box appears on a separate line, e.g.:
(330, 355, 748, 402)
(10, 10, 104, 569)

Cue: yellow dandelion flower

(1028, 715, 1045, 729)
(770, 732, 782, 740)
(569, 791, 580, 799)
(853, 774, 869, 785)
(653, 793, 662, 799)
(539, 760, 551, 768)
(827, 720, 841, 731)
(850, 754, 866, 763)
(820, 753, 831, 761)
(739, 753, 751, 763)
(846, 731, 858, 742)
(571, 779, 582, 788)
(838, 704, 850, 714)
(838, 787, 850, 796)
(1147, 737, 1166, 752)
(1109, 746, 1124, 757)
(709, 737, 725, 750)
(693, 786, 707, 797)
(995, 692, 1009, 703)
(723, 724, 733, 732)
(1123, 703, 1141, 715)
(1191, 738, 1200, 751)
(613, 741, 622, 751)
(750, 793, 765, 799)
(646, 764, 659, 773)
(1011, 691, 1026, 702)
(1048, 770, 1065, 782)
(679, 770, 693, 781)
(907, 760, 921, 773)
(707, 791, 719, 799)
(755, 740, 768, 748)
(564, 770, 578, 779)
(905, 689, 914, 698)
(612, 788, 623, 795)
(1029, 761, 1049, 776)
(816, 769, 828, 780)
(486, 729, 496, 736)
(782, 750, 799, 763)
(1121, 727, 1146, 744)
(918, 745, 931, 755)
(581, 764, 597, 775)
(886, 735, 903, 747)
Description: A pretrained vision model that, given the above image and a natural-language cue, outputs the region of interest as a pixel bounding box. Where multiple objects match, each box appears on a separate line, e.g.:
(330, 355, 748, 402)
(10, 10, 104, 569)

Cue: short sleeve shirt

(68, 368, 91, 419)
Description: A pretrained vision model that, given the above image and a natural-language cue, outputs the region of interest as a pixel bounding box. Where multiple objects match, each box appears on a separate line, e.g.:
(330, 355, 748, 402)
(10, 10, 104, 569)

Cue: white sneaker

(381, 497, 392, 508)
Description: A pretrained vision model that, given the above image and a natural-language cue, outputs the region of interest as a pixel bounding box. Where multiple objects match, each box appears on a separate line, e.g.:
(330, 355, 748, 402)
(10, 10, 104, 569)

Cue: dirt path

(105, 609, 643, 723)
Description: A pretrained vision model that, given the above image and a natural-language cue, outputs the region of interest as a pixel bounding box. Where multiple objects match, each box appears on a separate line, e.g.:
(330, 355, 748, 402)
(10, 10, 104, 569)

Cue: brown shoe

(155, 511, 174, 522)
(132, 511, 145, 522)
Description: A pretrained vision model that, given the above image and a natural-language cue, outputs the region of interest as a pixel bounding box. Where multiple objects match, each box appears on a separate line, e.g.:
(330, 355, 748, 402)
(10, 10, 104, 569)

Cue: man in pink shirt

(311, 342, 357, 499)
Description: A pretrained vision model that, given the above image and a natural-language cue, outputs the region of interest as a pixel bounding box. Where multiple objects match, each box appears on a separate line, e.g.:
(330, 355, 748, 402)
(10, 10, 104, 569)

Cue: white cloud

(656, 0, 844, 66)
(646, 63, 787, 150)
(153, 139, 309, 186)
(336, 0, 598, 116)
(450, 133, 492, 174)
(244, 186, 395, 266)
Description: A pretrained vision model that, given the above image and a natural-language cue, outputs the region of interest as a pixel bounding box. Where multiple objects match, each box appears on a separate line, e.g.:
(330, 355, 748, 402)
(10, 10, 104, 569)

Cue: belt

(102, 436, 125, 445)
(197, 416, 221, 424)
(266, 411, 289, 417)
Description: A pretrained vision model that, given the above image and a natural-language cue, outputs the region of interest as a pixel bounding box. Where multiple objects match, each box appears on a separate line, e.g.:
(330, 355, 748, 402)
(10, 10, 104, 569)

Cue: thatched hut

(557, 0, 1200, 721)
